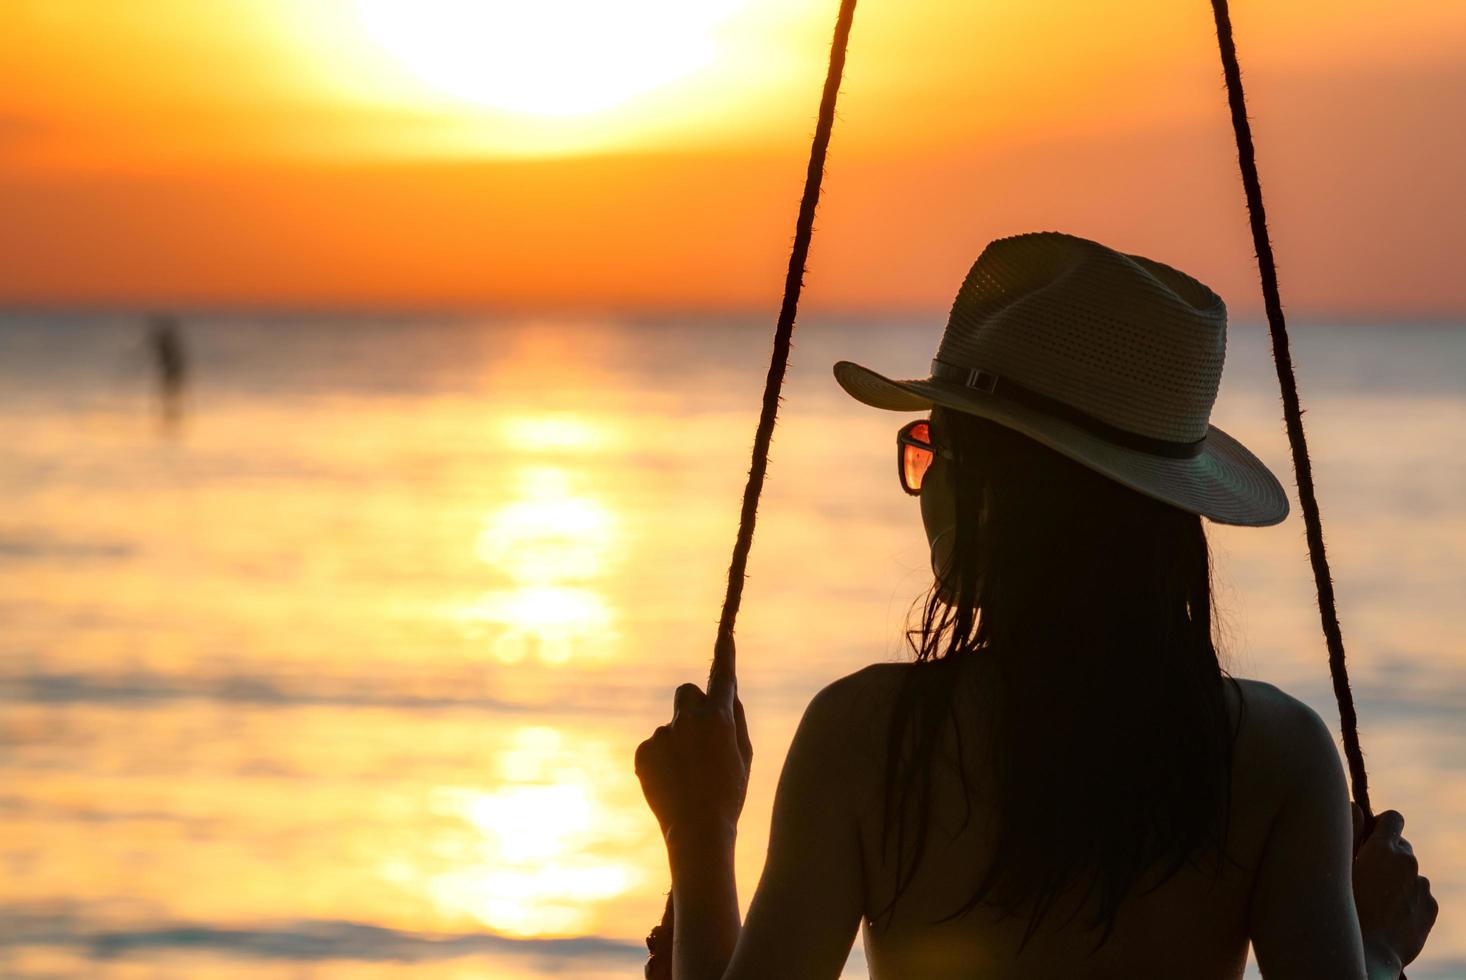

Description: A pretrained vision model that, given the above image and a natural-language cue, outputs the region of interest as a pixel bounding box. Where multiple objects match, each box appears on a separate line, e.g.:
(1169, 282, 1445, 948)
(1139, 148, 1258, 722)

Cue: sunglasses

(896, 419, 957, 496)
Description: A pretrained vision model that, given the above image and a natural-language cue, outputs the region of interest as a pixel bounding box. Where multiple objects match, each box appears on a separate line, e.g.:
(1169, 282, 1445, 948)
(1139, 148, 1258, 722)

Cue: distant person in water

(635, 233, 1437, 979)
(148, 314, 186, 426)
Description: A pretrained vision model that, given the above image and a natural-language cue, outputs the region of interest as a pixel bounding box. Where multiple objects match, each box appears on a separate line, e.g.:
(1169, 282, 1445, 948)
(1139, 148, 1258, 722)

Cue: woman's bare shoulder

(795, 663, 911, 760)
(1229, 677, 1344, 791)
(809, 662, 912, 720)
(782, 664, 913, 815)
(1229, 678, 1334, 737)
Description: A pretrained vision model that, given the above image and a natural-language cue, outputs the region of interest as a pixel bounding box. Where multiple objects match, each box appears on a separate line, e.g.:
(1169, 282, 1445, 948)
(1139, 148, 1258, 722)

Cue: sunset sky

(3, 0, 1463, 314)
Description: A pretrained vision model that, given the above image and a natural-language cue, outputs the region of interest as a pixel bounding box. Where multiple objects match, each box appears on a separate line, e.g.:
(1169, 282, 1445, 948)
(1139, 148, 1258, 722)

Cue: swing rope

(644, 1, 860, 976)
(1208, 0, 1374, 824)
(644, 2, 1377, 975)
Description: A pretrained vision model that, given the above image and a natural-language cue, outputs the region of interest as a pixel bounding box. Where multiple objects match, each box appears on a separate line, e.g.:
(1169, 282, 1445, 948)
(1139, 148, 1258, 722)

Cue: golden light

(459, 463, 621, 664)
(424, 727, 644, 936)
(476, 473, 615, 583)
(354, 0, 745, 116)
(498, 413, 621, 453)
(461, 586, 613, 665)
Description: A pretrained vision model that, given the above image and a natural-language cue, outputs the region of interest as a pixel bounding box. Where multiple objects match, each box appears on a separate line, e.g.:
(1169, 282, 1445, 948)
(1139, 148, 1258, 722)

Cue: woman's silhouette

(635, 233, 1436, 979)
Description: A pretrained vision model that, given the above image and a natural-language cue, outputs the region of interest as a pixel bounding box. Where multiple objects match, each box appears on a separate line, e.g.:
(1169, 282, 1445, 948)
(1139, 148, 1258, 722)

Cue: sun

(355, 0, 744, 117)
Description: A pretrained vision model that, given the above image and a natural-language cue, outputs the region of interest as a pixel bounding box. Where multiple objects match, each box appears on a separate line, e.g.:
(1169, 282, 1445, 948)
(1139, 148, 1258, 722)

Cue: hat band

(929, 360, 1206, 460)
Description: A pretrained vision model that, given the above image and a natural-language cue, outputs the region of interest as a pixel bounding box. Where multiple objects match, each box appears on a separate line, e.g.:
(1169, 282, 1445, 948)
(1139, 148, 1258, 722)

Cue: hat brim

(833, 360, 1290, 528)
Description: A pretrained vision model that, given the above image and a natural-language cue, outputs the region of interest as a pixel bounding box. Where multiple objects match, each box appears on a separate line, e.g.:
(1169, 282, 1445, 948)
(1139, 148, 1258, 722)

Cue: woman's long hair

(873, 407, 1241, 950)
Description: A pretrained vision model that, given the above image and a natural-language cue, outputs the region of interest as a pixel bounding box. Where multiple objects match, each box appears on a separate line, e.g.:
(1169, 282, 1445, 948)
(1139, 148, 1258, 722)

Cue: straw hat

(833, 231, 1289, 527)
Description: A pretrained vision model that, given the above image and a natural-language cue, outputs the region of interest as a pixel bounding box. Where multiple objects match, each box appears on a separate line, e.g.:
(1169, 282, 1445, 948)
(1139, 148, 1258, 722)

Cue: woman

(634, 233, 1437, 979)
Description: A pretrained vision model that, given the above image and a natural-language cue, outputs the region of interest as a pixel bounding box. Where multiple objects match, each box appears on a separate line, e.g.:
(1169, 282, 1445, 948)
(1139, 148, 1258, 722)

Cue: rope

(643, 0, 860, 976)
(1208, 0, 1374, 823)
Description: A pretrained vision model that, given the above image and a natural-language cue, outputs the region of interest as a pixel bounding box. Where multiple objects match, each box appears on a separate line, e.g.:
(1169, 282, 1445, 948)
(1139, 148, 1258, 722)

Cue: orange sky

(2, 0, 1463, 315)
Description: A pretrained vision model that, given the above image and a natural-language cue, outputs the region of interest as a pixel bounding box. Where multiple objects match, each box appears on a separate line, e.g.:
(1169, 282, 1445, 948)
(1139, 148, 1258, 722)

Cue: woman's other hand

(1353, 805, 1438, 973)
(636, 651, 753, 853)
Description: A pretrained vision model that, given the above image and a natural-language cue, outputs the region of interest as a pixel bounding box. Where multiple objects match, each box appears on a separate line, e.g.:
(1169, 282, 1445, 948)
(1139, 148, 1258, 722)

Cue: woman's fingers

(1367, 810, 1420, 875)
(673, 682, 706, 718)
(1358, 808, 1418, 864)
(709, 634, 737, 709)
(635, 724, 670, 764)
(1353, 806, 1438, 968)
(1417, 874, 1440, 935)
(1374, 809, 1406, 840)
(734, 696, 753, 768)
(637, 677, 753, 839)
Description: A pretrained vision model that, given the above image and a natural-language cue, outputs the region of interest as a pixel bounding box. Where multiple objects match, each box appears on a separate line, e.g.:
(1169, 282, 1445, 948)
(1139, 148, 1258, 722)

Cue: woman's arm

(638, 665, 874, 980)
(1246, 690, 1372, 978)
(1246, 686, 1436, 978)
(636, 664, 753, 980)
(1352, 805, 1438, 978)
(717, 675, 869, 979)
(667, 827, 743, 980)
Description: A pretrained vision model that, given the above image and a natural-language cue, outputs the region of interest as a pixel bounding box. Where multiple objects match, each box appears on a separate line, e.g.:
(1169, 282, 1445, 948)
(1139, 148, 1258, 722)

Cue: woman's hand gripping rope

(636, 636, 754, 855)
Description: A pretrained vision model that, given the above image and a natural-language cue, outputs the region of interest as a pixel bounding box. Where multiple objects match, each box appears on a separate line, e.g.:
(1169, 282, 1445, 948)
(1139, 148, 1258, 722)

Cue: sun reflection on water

(461, 429, 622, 663)
(459, 587, 612, 665)
(497, 413, 623, 453)
(477, 474, 612, 582)
(424, 727, 643, 936)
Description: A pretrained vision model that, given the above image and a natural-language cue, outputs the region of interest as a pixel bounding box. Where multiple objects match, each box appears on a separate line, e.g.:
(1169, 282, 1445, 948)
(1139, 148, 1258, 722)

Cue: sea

(1, 313, 1462, 978)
